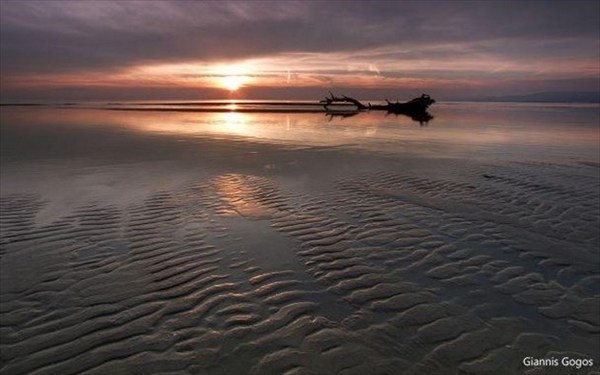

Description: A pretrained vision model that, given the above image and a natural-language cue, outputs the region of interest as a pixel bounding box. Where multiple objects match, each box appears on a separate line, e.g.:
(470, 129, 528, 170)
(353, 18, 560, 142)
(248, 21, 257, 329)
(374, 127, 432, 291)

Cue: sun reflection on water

(218, 112, 249, 136)
(214, 174, 272, 218)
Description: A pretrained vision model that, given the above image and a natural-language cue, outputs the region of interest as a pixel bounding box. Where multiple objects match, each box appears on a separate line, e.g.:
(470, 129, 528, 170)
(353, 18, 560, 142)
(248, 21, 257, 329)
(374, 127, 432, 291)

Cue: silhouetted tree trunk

(320, 92, 435, 113)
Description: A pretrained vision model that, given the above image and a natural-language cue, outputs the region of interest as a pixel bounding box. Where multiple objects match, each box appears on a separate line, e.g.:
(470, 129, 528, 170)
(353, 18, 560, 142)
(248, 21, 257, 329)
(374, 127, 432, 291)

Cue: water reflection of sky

(1, 102, 599, 162)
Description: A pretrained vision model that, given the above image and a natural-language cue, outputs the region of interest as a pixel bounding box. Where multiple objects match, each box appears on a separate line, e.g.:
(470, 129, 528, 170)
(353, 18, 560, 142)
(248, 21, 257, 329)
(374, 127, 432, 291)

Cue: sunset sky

(1, 0, 598, 101)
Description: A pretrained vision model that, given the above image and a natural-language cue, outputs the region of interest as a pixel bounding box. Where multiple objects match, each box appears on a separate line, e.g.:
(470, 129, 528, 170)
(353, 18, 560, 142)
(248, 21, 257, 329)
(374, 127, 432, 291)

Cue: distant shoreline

(2, 99, 599, 107)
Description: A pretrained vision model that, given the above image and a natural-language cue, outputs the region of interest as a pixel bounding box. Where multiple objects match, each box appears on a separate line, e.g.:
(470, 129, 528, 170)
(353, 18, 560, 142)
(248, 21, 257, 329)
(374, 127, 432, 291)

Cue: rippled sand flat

(1, 104, 599, 374)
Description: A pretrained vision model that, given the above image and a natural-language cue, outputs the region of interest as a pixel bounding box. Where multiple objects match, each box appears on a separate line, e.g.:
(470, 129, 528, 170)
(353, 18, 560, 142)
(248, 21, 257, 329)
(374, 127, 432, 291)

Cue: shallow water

(1, 102, 599, 374)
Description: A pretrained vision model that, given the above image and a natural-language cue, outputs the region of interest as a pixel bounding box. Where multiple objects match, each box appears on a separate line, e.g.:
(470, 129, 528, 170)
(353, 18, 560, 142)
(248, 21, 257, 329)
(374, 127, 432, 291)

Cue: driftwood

(320, 92, 435, 123)
(320, 92, 368, 110)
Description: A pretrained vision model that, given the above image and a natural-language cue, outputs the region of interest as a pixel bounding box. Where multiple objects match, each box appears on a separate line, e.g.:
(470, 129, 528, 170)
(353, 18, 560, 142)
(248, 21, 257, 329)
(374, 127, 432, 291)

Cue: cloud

(1, 0, 598, 99)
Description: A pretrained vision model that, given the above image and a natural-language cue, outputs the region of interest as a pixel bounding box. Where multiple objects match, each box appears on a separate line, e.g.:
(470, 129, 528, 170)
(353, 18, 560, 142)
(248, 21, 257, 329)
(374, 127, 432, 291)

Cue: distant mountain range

(477, 91, 600, 103)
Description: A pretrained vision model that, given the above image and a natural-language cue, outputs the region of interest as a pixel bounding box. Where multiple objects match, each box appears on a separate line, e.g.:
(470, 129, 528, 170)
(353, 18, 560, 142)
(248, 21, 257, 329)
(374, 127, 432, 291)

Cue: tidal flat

(1, 102, 599, 374)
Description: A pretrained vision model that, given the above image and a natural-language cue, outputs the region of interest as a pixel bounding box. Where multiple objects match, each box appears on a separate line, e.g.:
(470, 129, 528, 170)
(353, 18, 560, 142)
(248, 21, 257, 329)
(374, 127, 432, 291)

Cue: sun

(211, 63, 254, 92)
(219, 75, 248, 91)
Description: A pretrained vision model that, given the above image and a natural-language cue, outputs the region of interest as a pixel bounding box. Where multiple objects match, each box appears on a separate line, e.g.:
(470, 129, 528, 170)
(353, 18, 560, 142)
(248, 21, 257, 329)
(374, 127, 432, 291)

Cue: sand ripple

(1, 160, 599, 374)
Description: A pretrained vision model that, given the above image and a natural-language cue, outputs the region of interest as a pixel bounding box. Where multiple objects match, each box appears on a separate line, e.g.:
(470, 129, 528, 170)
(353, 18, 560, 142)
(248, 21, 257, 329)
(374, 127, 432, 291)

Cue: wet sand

(1, 103, 599, 374)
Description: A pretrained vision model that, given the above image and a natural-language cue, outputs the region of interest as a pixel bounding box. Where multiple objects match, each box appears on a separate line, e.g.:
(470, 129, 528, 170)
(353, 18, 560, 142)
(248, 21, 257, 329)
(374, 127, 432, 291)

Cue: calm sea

(2, 100, 598, 164)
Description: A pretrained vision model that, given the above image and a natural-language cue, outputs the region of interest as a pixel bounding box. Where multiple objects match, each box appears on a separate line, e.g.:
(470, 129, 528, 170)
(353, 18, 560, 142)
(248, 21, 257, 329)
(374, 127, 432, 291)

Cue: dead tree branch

(319, 91, 368, 110)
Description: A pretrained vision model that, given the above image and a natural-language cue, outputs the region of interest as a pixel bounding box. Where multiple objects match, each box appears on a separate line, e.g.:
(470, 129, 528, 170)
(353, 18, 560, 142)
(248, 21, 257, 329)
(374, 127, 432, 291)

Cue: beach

(1, 102, 599, 374)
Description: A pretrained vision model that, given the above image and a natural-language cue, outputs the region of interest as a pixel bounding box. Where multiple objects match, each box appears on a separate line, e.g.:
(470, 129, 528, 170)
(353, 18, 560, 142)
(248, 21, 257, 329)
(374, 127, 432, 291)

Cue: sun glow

(219, 75, 248, 91)
(212, 63, 255, 92)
